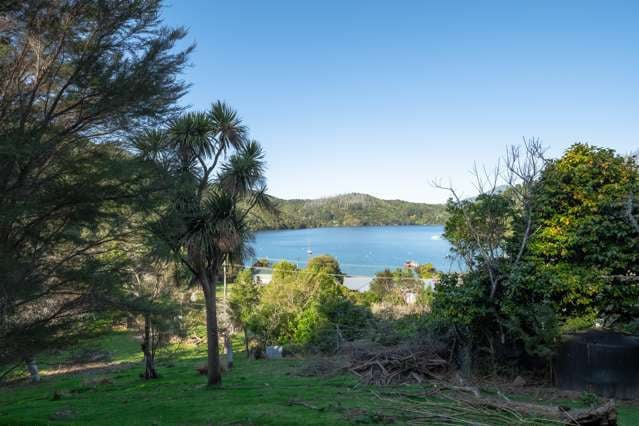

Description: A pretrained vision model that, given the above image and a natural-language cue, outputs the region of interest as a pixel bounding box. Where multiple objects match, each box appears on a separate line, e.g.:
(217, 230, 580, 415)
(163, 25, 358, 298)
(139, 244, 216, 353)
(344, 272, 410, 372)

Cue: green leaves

(169, 112, 216, 160)
(218, 140, 267, 200)
(210, 100, 247, 152)
(133, 101, 273, 276)
(247, 257, 371, 350)
(529, 144, 639, 322)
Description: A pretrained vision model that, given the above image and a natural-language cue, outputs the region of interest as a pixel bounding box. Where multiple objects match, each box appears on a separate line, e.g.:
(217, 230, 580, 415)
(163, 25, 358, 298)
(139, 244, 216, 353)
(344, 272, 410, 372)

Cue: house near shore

(252, 267, 273, 285)
(404, 292, 418, 304)
(400, 278, 437, 305)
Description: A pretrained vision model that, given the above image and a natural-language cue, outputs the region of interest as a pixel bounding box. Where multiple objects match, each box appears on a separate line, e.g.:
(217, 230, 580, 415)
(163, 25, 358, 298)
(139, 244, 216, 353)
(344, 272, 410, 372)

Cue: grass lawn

(1, 332, 638, 425)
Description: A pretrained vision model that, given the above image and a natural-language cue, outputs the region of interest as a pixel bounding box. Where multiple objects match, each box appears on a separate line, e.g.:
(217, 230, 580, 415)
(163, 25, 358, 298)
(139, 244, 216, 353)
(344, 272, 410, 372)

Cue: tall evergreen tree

(0, 0, 190, 372)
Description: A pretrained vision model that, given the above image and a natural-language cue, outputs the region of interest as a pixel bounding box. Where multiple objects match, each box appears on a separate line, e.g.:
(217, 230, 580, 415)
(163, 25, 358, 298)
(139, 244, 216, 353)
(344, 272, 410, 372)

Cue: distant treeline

(248, 193, 448, 230)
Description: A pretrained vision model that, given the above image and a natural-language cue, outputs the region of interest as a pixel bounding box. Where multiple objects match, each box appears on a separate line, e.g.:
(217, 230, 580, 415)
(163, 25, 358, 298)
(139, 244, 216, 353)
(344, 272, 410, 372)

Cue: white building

(252, 267, 272, 285)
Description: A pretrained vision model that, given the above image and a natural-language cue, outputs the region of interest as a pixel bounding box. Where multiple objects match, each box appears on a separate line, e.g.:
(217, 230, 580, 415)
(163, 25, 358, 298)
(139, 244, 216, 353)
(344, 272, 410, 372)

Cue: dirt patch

(44, 361, 135, 378)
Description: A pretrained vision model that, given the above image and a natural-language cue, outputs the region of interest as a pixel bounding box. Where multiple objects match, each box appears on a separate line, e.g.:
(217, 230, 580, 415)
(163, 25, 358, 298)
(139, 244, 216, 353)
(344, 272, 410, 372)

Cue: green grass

(1, 332, 638, 425)
(0, 333, 374, 425)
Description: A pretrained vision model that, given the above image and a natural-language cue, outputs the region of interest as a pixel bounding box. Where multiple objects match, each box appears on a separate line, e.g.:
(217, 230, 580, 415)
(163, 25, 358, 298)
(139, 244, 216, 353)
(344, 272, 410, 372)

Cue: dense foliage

(229, 256, 438, 355)
(248, 193, 448, 230)
(432, 143, 639, 373)
(529, 145, 639, 325)
(231, 257, 374, 353)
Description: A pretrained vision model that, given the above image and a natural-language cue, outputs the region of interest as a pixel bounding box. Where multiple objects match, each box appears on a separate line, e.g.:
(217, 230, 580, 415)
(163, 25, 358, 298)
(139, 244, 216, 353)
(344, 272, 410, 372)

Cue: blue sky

(162, 0, 639, 203)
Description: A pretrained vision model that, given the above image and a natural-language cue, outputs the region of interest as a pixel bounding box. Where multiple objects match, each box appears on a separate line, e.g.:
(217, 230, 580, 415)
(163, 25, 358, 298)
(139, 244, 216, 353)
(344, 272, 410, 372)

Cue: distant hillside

(248, 193, 448, 230)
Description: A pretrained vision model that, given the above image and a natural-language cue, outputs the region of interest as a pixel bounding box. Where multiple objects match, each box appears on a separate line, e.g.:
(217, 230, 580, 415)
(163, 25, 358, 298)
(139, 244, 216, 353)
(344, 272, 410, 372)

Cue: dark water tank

(554, 330, 639, 399)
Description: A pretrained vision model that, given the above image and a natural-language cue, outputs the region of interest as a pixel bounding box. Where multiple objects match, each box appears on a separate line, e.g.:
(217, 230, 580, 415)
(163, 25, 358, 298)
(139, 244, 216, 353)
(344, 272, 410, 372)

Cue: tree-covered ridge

(248, 193, 448, 230)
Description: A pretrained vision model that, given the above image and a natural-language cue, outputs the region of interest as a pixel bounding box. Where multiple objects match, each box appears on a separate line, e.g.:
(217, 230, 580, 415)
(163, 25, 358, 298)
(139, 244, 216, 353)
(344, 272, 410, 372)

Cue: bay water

(250, 225, 461, 277)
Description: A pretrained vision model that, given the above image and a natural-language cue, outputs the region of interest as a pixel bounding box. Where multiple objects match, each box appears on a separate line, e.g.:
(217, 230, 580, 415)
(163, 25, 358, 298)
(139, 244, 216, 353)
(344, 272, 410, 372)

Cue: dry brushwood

(349, 344, 448, 385)
(373, 387, 617, 426)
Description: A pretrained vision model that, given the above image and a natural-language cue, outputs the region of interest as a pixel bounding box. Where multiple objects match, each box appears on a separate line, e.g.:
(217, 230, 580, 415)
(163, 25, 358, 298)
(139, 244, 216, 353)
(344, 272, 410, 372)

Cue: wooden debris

(348, 344, 448, 385)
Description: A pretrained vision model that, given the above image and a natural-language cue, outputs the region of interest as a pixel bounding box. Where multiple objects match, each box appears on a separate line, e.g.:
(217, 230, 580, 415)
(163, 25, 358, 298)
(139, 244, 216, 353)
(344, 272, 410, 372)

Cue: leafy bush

(241, 257, 374, 353)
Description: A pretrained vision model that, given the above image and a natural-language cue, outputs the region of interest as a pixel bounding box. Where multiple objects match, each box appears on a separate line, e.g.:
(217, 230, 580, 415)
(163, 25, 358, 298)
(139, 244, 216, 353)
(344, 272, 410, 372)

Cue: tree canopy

(528, 144, 639, 324)
(0, 0, 190, 366)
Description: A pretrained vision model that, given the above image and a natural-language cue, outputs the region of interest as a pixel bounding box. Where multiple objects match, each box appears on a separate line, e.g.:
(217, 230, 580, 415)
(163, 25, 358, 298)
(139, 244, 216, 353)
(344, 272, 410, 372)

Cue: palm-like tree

(134, 101, 272, 385)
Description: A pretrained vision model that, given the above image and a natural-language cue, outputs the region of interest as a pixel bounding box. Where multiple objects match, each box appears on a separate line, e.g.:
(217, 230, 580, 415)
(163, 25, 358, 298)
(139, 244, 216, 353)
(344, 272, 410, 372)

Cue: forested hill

(248, 193, 448, 230)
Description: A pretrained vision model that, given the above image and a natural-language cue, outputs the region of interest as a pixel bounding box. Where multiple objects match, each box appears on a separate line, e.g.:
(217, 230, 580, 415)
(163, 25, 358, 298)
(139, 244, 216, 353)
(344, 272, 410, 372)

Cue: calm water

(250, 225, 461, 276)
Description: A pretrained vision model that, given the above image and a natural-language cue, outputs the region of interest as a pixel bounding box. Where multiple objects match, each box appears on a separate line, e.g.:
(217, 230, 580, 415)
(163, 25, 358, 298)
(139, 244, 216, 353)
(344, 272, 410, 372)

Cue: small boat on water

(404, 260, 419, 269)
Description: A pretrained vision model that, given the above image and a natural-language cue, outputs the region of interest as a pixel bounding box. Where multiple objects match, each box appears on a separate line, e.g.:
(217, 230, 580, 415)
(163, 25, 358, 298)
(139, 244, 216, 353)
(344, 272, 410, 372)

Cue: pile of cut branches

(349, 344, 448, 385)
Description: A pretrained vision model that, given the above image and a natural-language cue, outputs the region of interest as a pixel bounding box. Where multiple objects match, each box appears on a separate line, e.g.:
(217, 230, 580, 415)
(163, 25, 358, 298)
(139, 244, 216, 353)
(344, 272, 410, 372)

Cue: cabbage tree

(133, 102, 271, 385)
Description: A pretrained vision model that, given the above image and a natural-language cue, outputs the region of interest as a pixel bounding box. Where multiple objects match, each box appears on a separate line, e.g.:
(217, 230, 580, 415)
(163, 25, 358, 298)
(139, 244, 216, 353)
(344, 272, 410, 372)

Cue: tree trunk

(202, 275, 221, 386)
(142, 313, 158, 379)
(458, 343, 472, 378)
(224, 334, 234, 369)
(24, 356, 40, 383)
(243, 326, 250, 359)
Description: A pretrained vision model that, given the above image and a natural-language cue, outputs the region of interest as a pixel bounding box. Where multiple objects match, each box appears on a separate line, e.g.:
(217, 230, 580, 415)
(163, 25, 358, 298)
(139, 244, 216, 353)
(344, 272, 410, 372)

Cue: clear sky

(161, 0, 639, 203)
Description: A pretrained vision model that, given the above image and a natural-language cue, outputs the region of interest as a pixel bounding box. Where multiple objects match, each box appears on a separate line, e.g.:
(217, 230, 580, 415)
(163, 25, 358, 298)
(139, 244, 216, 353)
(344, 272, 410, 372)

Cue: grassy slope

(0, 333, 369, 425)
(249, 193, 448, 230)
(1, 332, 638, 425)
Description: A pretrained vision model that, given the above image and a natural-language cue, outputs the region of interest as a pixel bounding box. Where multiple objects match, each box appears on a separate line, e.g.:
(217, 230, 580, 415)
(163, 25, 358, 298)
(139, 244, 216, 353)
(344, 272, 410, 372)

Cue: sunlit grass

(1, 332, 638, 425)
